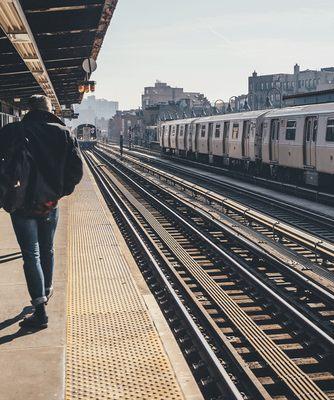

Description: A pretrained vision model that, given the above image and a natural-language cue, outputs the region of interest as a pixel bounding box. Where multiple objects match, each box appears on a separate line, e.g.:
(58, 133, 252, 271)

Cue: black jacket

(0, 110, 83, 209)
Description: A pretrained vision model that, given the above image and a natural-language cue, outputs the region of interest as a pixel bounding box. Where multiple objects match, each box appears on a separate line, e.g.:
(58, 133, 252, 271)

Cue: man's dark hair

(28, 95, 52, 112)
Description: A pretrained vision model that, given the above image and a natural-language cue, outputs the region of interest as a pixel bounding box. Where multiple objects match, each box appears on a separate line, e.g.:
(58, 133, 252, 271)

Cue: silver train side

(159, 103, 334, 188)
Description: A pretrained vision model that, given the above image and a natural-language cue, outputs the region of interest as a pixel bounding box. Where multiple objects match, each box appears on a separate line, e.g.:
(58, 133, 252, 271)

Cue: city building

(248, 64, 334, 110)
(108, 109, 144, 145)
(73, 95, 118, 128)
(142, 80, 210, 110)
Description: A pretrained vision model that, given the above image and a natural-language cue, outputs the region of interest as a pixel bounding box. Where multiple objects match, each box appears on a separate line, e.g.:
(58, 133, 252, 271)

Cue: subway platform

(0, 164, 203, 400)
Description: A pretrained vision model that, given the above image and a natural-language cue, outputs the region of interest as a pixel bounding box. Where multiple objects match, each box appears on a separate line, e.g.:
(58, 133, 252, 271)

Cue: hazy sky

(91, 0, 333, 109)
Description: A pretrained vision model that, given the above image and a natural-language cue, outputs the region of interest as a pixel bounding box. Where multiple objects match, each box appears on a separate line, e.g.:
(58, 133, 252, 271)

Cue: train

(73, 124, 97, 149)
(74, 123, 97, 140)
(159, 103, 334, 188)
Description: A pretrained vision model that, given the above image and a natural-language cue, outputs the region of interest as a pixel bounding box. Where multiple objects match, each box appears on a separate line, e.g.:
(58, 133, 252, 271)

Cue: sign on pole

(82, 58, 97, 74)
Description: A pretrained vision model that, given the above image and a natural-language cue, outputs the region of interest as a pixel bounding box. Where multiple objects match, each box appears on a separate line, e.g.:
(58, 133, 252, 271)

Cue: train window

(223, 122, 230, 138)
(326, 119, 334, 142)
(285, 120, 297, 140)
(168, 125, 172, 135)
(176, 125, 180, 135)
(196, 124, 200, 136)
(201, 125, 206, 137)
(313, 119, 318, 142)
(179, 126, 184, 136)
(232, 123, 239, 139)
(215, 124, 221, 138)
(162, 126, 166, 135)
(306, 119, 312, 141)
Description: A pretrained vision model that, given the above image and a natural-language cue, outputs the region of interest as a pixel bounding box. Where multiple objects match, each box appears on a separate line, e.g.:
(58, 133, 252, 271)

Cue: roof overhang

(0, 0, 118, 111)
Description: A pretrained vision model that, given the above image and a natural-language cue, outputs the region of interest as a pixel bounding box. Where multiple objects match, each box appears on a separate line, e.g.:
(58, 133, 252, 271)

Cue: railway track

(84, 149, 334, 400)
(109, 143, 334, 242)
(126, 143, 334, 206)
(97, 144, 334, 284)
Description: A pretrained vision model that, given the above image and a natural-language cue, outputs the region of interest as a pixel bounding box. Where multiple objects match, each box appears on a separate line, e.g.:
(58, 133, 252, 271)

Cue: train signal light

(78, 80, 96, 94)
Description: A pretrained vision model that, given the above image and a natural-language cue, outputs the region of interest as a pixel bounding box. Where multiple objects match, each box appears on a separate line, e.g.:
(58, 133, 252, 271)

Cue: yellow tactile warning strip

(65, 169, 185, 400)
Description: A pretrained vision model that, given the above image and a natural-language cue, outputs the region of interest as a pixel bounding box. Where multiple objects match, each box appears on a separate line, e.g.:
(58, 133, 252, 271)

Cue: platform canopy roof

(0, 0, 117, 112)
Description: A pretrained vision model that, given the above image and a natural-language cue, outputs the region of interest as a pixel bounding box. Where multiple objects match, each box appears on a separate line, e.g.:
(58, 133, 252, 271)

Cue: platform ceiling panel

(0, 0, 117, 107)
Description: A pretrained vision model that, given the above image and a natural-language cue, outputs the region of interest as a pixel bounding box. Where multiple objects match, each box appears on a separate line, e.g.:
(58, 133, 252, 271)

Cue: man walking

(0, 95, 83, 329)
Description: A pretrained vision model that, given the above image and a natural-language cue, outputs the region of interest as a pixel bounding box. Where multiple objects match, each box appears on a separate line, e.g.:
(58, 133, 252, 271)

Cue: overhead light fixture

(7, 33, 30, 42)
(0, 0, 61, 114)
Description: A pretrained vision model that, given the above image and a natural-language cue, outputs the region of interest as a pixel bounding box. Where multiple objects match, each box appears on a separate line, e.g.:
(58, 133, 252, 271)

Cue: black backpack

(0, 127, 33, 213)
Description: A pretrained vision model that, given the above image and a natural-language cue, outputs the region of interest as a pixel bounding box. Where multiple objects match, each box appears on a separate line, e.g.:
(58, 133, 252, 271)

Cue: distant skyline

(90, 0, 334, 110)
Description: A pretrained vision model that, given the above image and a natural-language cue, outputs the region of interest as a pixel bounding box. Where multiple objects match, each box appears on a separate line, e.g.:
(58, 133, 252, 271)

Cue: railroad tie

(103, 165, 330, 400)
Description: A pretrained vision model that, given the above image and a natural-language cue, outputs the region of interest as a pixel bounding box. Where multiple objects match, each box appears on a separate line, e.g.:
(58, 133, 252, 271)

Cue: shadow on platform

(0, 252, 22, 264)
(0, 306, 35, 345)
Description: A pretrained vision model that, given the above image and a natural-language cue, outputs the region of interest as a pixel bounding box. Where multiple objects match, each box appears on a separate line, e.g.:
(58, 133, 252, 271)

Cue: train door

(208, 122, 214, 154)
(269, 119, 280, 162)
(242, 120, 251, 157)
(194, 124, 200, 152)
(223, 121, 230, 154)
(303, 117, 318, 167)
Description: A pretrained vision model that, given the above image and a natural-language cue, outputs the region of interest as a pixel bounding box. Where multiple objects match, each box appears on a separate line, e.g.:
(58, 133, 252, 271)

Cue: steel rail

(123, 143, 334, 207)
(98, 143, 334, 263)
(83, 151, 246, 400)
(107, 143, 334, 232)
(87, 151, 333, 400)
(94, 148, 334, 348)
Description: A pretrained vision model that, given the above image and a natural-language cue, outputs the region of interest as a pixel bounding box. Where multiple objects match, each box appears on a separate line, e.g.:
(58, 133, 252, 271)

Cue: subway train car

(159, 103, 334, 188)
(75, 124, 97, 140)
(73, 124, 97, 149)
(262, 103, 334, 186)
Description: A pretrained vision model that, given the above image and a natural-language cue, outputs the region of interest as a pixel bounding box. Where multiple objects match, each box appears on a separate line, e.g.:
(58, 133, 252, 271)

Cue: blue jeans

(11, 208, 59, 306)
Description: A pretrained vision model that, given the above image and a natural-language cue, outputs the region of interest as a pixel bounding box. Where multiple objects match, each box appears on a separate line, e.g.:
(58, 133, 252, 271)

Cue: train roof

(264, 102, 334, 118)
(160, 103, 334, 126)
(161, 117, 198, 125)
(160, 110, 267, 125)
(194, 110, 268, 123)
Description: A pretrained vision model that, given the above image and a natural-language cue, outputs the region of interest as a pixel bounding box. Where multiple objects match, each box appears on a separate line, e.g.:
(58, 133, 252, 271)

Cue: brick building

(249, 64, 334, 110)
(142, 80, 210, 110)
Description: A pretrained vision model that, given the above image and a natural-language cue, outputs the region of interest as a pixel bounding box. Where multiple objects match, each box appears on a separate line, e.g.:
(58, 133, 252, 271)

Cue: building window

(215, 124, 221, 138)
(285, 120, 296, 140)
(201, 124, 206, 137)
(232, 123, 239, 139)
(326, 119, 334, 142)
